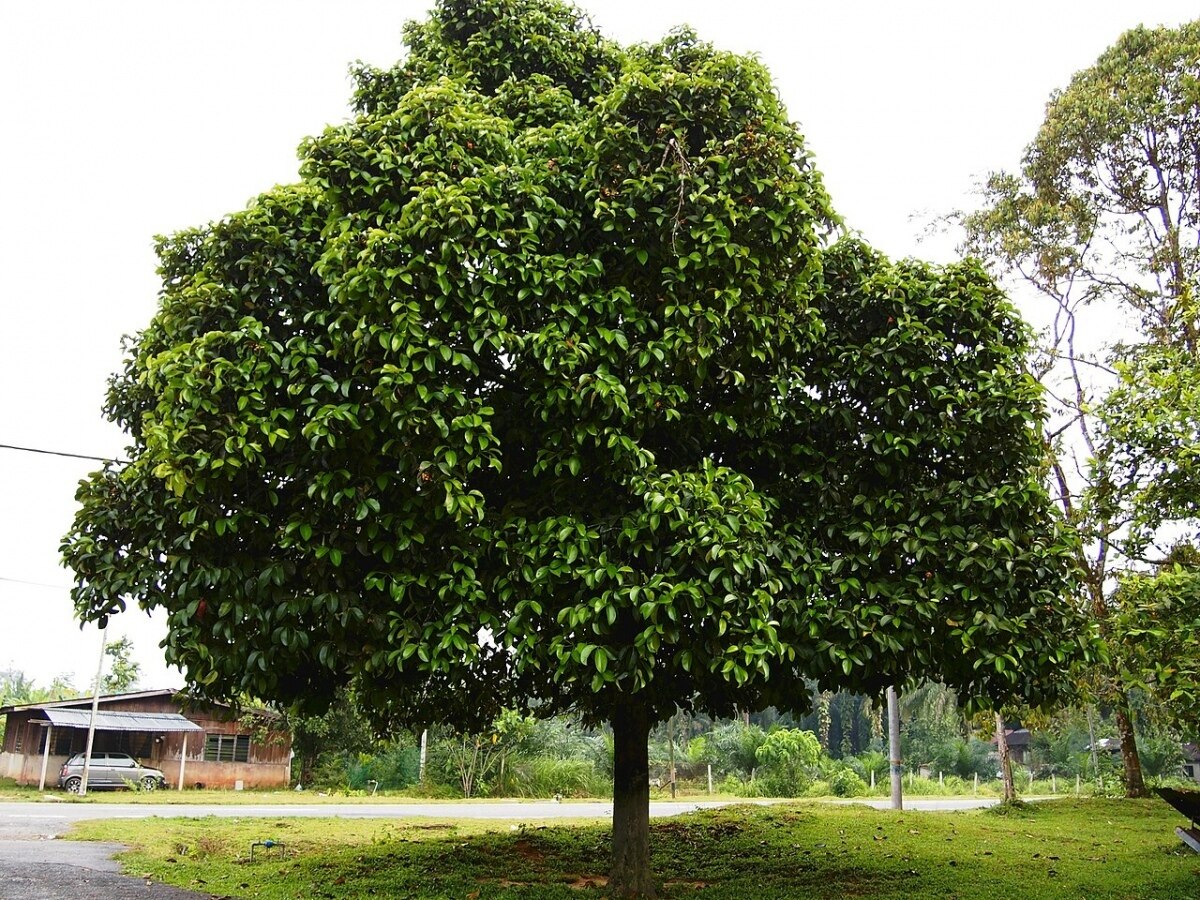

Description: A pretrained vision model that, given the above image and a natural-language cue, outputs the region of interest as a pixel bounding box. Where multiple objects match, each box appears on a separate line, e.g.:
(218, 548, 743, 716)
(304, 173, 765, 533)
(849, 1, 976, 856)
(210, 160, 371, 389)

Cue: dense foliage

(62, 0, 1094, 892)
(64, 0, 1088, 728)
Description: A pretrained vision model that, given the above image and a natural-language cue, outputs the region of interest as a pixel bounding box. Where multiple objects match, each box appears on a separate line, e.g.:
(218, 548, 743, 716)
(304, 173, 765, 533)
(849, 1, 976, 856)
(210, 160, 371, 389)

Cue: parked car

(58, 752, 166, 792)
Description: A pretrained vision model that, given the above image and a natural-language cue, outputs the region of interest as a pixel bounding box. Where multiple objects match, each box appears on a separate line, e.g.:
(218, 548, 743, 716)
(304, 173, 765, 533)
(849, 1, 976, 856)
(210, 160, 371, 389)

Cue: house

(1182, 744, 1200, 784)
(991, 726, 1033, 765)
(0, 689, 291, 790)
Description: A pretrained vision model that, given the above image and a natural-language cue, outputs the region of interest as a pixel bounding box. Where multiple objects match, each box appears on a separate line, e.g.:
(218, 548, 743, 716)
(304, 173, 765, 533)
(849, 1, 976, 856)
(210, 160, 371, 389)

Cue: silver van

(58, 752, 166, 792)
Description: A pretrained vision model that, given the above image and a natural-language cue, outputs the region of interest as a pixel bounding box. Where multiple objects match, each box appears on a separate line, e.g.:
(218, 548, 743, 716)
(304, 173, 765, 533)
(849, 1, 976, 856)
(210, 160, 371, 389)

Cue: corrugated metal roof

(0, 689, 180, 714)
(40, 709, 204, 732)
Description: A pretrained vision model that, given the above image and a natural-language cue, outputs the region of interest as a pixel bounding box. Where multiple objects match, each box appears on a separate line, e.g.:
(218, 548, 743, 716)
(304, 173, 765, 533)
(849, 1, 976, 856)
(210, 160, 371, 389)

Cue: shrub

(507, 757, 611, 798)
(846, 751, 888, 787)
(718, 774, 746, 796)
(802, 779, 832, 798)
(828, 768, 867, 797)
(346, 743, 421, 791)
(755, 728, 820, 792)
(735, 777, 770, 798)
(706, 722, 767, 777)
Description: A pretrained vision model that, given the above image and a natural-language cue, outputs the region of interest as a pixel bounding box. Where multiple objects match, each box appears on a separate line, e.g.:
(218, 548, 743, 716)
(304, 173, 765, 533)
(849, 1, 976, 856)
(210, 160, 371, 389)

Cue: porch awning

(38, 709, 204, 732)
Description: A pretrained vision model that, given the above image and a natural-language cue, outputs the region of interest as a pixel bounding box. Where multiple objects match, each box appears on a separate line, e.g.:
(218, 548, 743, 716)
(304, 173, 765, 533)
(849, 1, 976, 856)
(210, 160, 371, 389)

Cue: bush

(758, 771, 804, 797)
(802, 779, 832, 798)
(706, 722, 767, 777)
(734, 777, 770, 798)
(347, 743, 421, 791)
(718, 774, 747, 796)
(828, 768, 867, 797)
(846, 751, 887, 787)
(755, 728, 820, 796)
(507, 757, 611, 798)
(1138, 730, 1185, 782)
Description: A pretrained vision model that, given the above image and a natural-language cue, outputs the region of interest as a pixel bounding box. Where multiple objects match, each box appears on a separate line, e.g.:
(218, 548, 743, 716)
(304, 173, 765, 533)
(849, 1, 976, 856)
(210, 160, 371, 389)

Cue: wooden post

(38, 724, 53, 791)
(419, 729, 428, 783)
(707, 763, 713, 795)
(1052, 773, 1057, 794)
(668, 713, 677, 799)
(178, 733, 188, 791)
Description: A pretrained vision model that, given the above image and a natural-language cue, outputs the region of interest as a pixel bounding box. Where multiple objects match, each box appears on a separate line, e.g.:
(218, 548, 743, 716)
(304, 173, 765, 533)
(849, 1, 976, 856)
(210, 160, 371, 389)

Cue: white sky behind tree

(1, 0, 1196, 691)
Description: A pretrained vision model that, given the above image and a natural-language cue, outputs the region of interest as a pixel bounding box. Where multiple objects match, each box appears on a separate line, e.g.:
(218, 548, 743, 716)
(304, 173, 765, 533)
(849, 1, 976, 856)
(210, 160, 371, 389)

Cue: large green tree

(961, 20, 1200, 798)
(63, 1, 1091, 894)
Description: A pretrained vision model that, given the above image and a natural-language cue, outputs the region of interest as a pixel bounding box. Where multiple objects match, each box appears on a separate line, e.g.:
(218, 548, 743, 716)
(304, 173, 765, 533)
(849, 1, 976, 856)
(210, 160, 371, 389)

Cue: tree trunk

(298, 752, 316, 787)
(995, 713, 1016, 804)
(610, 700, 655, 899)
(1114, 702, 1148, 798)
(887, 686, 902, 810)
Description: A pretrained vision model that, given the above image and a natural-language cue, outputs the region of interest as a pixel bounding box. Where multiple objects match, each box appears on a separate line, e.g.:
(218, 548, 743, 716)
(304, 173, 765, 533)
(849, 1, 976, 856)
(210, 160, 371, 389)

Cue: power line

(0, 576, 73, 592)
(0, 443, 127, 465)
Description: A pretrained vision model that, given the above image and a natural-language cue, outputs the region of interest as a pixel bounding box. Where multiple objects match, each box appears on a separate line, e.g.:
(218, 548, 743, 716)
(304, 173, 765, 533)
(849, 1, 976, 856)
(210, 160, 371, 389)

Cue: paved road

(0, 795, 1000, 837)
(0, 796, 1003, 899)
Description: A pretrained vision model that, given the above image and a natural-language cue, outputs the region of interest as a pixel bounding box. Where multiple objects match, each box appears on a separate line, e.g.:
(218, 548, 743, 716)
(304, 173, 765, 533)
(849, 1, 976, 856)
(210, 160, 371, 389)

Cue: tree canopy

(63, 0, 1092, 893)
(1114, 546, 1200, 732)
(100, 636, 142, 694)
(960, 18, 1200, 799)
(962, 21, 1200, 346)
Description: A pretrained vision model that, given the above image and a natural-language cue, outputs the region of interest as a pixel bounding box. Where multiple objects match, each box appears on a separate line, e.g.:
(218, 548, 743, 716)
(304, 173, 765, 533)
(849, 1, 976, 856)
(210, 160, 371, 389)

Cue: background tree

(0, 670, 79, 744)
(961, 20, 1200, 798)
(1113, 546, 1200, 732)
(100, 636, 141, 694)
(287, 684, 377, 787)
(1098, 342, 1200, 553)
(63, 0, 1093, 894)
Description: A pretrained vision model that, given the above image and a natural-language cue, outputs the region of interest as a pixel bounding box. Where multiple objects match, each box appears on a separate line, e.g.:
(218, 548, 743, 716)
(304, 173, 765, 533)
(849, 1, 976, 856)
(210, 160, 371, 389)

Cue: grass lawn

(65, 798, 1199, 898)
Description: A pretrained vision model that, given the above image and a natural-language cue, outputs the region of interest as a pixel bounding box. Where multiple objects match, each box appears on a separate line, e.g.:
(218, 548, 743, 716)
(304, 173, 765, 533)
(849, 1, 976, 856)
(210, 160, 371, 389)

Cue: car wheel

(64, 776, 82, 794)
(140, 775, 159, 791)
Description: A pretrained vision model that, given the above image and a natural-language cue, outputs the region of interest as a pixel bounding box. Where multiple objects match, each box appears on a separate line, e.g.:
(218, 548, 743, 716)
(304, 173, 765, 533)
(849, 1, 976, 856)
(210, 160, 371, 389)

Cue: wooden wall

(0, 694, 291, 789)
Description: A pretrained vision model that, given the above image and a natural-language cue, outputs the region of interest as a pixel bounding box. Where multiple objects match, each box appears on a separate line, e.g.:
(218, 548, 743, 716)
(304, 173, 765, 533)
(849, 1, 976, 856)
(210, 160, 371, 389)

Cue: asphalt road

(0, 796, 1002, 899)
(0, 795, 1000, 835)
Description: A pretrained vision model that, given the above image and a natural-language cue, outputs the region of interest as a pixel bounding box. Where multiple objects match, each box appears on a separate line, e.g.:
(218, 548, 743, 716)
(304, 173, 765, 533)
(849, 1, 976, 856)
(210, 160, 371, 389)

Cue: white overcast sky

(1, 1, 1196, 691)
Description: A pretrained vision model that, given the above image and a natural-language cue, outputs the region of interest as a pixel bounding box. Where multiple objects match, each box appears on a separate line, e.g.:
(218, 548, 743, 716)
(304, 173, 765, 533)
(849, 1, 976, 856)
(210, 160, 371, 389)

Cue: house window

(39, 729, 74, 755)
(204, 734, 250, 763)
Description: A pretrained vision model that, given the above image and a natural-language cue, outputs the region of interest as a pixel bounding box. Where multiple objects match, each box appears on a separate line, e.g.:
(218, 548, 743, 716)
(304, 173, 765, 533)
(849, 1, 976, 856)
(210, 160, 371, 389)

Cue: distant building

(0, 689, 290, 790)
(991, 726, 1033, 765)
(1182, 744, 1200, 784)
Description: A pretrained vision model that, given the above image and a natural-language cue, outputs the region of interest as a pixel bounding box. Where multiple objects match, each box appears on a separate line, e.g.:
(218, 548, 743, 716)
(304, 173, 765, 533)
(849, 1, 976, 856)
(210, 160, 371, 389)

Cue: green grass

(64, 798, 1200, 898)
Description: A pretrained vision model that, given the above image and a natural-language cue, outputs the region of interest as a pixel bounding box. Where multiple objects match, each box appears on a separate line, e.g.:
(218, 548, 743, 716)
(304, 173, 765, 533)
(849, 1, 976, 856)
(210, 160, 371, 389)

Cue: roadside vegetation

(6, 680, 1194, 805)
(284, 684, 1199, 803)
(65, 799, 1199, 899)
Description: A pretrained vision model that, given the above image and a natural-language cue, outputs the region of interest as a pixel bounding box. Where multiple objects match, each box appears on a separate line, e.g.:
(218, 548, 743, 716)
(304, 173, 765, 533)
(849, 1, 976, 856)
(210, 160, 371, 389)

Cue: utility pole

(887, 686, 902, 810)
(80, 625, 108, 797)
